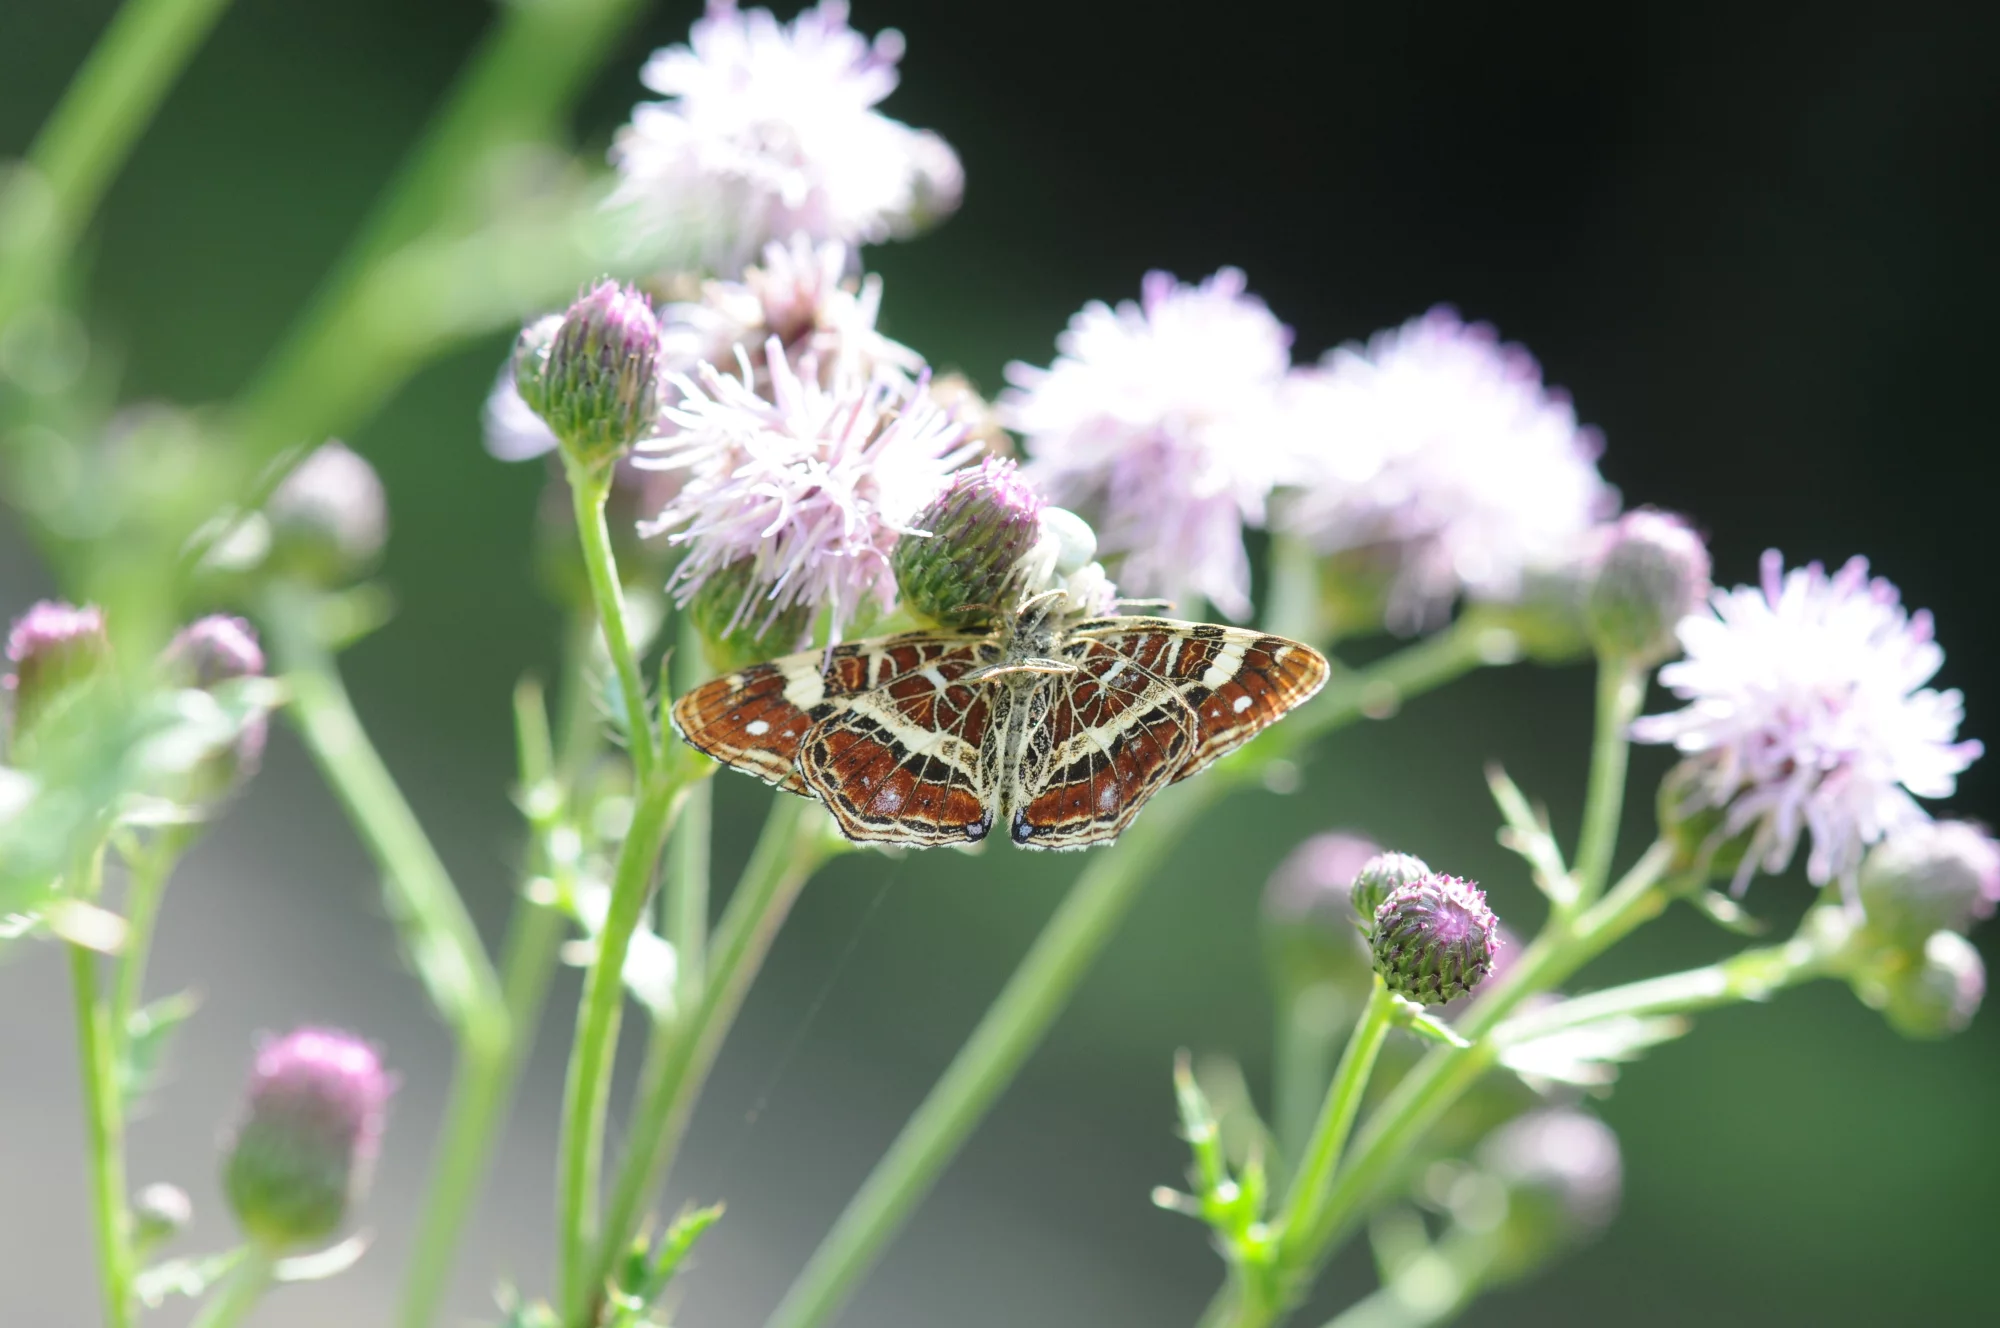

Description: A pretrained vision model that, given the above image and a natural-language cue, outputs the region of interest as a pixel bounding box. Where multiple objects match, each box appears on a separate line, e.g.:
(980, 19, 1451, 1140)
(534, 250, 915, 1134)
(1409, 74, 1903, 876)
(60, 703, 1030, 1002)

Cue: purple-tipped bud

(133, 1182, 192, 1250)
(1370, 873, 1501, 1005)
(1478, 1109, 1622, 1275)
(1858, 820, 2000, 950)
(1881, 931, 1985, 1040)
(266, 441, 388, 587)
(4, 600, 111, 754)
(1262, 832, 1384, 997)
(161, 616, 269, 799)
(1584, 509, 1711, 665)
(519, 281, 665, 468)
(689, 556, 817, 672)
(891, 459, 1049, 627)
(223, 1027, 392, 1249)
(1349, 851, 1433, 934)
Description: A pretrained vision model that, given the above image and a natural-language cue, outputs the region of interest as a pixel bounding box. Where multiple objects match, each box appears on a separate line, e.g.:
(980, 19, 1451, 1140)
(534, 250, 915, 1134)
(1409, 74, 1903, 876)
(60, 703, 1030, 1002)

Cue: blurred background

(3, 0, 1997, 1324)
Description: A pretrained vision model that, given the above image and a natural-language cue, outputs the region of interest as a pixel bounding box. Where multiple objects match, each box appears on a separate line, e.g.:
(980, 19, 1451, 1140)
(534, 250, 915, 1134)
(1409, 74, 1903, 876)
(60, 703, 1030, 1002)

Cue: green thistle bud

(4, 600, 111, 760)
(132, 1182, 192, 1251)
(1349, 851, 1432, 933)
(1584, 509, 1711, 665)
(265, 441, 388, 587)
(224, 1027, 392, 1249)
(1879, 931, 1985, 1040)
(890, 459, 1049, 627)
(1261, 833, 1383, 999)
(689, 557, 816, 672)
(519, 282, 665, 469)
(1370, 873, 1501, 1005)
(159, 615, 269, 804)
(1858, 820, 1999, 950)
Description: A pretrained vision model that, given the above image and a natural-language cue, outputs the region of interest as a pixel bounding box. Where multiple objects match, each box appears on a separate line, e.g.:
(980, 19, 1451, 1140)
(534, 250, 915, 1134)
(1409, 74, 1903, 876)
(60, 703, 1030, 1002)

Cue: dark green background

(2, 1, 1995, 1324)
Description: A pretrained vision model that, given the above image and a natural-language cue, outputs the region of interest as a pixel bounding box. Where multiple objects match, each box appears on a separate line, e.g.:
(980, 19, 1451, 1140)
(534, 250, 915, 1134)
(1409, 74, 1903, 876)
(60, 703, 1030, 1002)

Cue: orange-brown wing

(796, 641, 999, 847)
(669, 632, 983, 798)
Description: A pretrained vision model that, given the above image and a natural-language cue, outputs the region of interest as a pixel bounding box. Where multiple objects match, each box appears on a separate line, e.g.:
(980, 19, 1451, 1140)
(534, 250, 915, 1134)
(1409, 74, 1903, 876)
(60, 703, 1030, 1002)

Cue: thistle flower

(160, 615, 269, 801)
(223, 1027, 392, 1249)
(638, 340, 977, 645)
(609, 0, 963, 274)
(1279, 307, 1618, 633)
(1632, 552, 1982, 896)
(4, 600, 110, 750)
(1003, 268, 1300, 620)
(1857, 819, 2000, 949)
(1585, 508, 1712, 665)
(1261, 832, 1384, 998)
(484, 316, 564, 462)
(265, 441, 388, 586)
(516, 281, 667, 468)
(688, 557, 818, 672)
(1477, 1108, 1622, 1275)
(890, 458, 1048, 627)
(1349, 850, 1433, 932)
(1370, 873, 1501, 1005)
(1880, 930, 1985, 1040)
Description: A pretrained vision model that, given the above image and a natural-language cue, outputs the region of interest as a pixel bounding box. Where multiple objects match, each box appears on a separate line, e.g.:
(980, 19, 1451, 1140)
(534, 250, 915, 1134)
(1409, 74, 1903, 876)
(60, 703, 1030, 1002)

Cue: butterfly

(671, 593, 1329, 850)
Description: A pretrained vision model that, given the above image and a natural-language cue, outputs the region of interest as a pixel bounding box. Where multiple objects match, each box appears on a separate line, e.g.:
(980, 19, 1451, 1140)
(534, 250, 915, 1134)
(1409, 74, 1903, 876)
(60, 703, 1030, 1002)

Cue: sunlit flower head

(609, 0, 963, 274)
(1279, 307, 1617, 632)
(1002, 268, 1298, 620)
(638, 339, 978, 646)
(1632, 551, 1983, 895)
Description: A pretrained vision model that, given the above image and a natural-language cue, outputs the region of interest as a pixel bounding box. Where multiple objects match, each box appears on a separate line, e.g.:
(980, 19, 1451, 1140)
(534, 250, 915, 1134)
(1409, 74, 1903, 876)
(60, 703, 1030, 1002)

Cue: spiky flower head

(1349, 850, 1433, 932)
(1003, 268, 1301, 620)
(1858, 819, 2000, 950)
(1879, 930, 1985, 1040)
(160, 615, 269, 801)
(4, 600, 111, 751)
(1585, 508, 1712, 665)
(1279, 307, 1618, 633)
(265, 441, 388, 587)
(639, 340, 977, 645)
(1370, 873, 1501, 1005)
(515, 281, 667, 469)
(890, 458, 1049, 627)
(1261, 832, 1385, 998)
(1633, 551, 1982, 897)
(223, 1027, 392, 1249)
(609, 0, 963, 274)
(688, 556, 819, 672)
(1477, 1109, 1622, 1275)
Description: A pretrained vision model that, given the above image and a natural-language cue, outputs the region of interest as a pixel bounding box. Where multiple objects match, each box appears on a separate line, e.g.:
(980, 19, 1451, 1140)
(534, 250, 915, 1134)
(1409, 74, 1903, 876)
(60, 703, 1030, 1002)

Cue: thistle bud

(891, 459, 1049, 627)
(4, 600, 111, 757)
(1261, 833, 1383, 998)
(519, 281, 665, 469)
(688, 557, 816, 672)
(1880, 931, 1985, 1040)
(1858, 820, 2000, 950)
(224, 1027, 392, 1249)
(1584, 509, 1711, 665)
(265, 441, 388, 587)
(1370, 873, 1501, 1005)
(1477, 1109, 1622, 1277)
(1349, 851, 1432, 933)
(132, 1182, 192, 1250)
(160, 615, 269, 801)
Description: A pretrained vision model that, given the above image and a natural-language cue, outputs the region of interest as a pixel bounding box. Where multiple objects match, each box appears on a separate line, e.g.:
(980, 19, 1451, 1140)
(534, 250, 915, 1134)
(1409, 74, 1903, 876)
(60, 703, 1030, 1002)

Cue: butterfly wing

(669, 632, 983, 799)
(795, 639, 1000, 846)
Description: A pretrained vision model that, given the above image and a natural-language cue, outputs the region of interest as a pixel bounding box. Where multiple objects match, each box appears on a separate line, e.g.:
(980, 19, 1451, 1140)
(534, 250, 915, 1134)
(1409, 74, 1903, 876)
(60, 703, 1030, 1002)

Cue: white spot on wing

(746, 719, 771, 736)
(1231, 694, 1252, 714)
(781, 661, 825, 709)
(1201, 641, 1247, 690)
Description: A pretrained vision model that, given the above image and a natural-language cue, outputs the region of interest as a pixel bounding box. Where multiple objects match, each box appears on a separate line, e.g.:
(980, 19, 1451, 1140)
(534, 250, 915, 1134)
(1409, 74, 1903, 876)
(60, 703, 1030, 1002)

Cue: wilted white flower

(609, 0, 962, 274)
(1280, 307, 1618, 632)
(1633, 551, 1983, 895)
(1002, 268, 1299, 620)
(638, 339, 978, 645)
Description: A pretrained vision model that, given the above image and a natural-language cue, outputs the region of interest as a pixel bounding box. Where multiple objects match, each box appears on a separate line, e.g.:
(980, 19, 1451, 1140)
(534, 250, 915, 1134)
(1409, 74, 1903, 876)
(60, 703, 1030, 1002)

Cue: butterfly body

(671, 597, 1329, 850)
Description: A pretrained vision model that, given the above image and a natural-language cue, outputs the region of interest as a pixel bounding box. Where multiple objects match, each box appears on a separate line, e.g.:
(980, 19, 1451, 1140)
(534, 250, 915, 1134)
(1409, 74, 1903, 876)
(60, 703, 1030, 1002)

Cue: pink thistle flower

(638, 339, 978, 646)
(609, 1, 963, 274)
(1280, 307, 1618, 632)
(1002, 268, 1300, 620)
(1632, 551, 1983, 895)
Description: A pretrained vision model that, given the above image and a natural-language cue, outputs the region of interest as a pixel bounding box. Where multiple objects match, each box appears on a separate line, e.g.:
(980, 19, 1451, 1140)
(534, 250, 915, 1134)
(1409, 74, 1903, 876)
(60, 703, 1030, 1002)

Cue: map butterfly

(671, 595, 1330, 849)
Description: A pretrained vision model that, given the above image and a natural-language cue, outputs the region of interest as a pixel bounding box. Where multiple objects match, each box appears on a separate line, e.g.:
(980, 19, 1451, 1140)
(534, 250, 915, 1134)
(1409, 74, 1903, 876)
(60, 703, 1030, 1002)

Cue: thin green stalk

(1569, 658, 1646, 905)
(188, 1250, 272, 1328)
(557, 772, 686, 1318)
(767, 622, 1497, 1328)
(1275, 983, 1397, 1272)
(567, 462, 657, 785)
(110, 834, 183, 1056)
(73, 926, 133, 1328)
(0, 0, 234, 323)
(589, 794, 830, 1310)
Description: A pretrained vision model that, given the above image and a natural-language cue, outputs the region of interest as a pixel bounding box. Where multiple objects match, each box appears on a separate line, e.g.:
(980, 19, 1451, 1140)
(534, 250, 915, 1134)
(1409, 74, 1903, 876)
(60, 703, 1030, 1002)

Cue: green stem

(110, 834, 182, 1057)
(588, 794, 830, 1312)
(556, 772, 686, 1319)
(1275, 983, 1396, 1271)
(567, 462, 657, 786)
(0, 0, 234, 324)
(767, 621, 1497, 1328)
(188, 1249, 272, 1328)
(1569, 658, 1645, 906)
(1271, 983, 1354, 1173)
(73, 922, 133, 1328)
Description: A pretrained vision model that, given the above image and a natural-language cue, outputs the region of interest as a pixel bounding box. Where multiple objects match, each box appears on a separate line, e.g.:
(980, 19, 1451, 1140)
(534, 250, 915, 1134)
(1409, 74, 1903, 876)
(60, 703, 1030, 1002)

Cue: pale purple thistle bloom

(1632, 551, 1983, 896)
(1002, 268, 1299, 620)
(638, 339, 978, 645)
(609, 0, 963, 275)
(1280, 307, 1618, 632)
